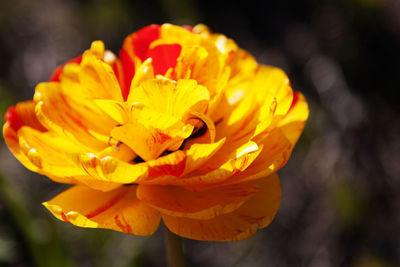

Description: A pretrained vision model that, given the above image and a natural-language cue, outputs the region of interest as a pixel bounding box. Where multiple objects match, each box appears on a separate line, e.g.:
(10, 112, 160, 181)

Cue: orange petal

(43, 185, 160, 235)
(162, 174, 281, 241)
(137, 181, 259, 220)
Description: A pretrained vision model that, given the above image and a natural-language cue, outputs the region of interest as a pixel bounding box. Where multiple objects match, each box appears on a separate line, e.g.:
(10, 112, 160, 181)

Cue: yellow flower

(3, 24, 308, 241)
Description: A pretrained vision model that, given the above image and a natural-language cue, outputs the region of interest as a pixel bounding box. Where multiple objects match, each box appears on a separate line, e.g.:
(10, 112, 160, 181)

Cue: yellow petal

(130, 58, 155, 89)
(77, 51, 123, 101)
(141, 139, 227, 186)
(34, 83, 111, 150)
(184, 111, 216, 143)
(79, 138, 224, 185)
(89, 40, 105, 58)
(3, 123, 41, 173)
(43, 185, 160, 235)
(224, 128, 292, 185)
(4, 123, 79, 184)
(110, 120, 192, 161)
(93, 99, 128, 125)
(162, 174, 281, 241)
(159, 23, 198, 45)
(72, 153, 123, 191)
(277, 91, 309, 145)
(68, 175, 120, 192)
(137, 181, 259, 220)
(76, 153, 148, 184)
(252, 65, 293, 117)
(128, 78, 210, 120)
(171, 141, 263, 189)
(17, 126, 87, 177)
(182, 138, 226, 175)
(215, 65, 292, 143)
(14, 126, 124, 190)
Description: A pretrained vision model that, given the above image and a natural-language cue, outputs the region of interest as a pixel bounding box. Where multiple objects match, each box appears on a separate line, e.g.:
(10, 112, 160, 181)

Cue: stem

(164, 227, 185, 267)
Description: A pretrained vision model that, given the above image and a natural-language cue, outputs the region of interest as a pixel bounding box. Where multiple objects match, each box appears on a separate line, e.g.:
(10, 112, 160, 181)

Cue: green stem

(164, 227, 185, 267)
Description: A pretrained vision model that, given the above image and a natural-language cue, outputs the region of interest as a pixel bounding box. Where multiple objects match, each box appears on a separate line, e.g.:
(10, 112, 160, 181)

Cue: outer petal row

(43, 174, 280, 241)
(162, 174, 281, 241)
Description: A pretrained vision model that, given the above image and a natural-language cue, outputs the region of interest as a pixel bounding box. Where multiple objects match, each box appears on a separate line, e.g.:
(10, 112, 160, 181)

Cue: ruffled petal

(127, 78, 210, 120)
(43, 185, 161, 235)
(73, 150, 185, 184)
(171, 141, 263, 190)
(223, 128, 292, 185)
(74, 139, 225, 185)
(49, 40, 104, 83)
(162, 174, 281, 241)
(215, 65, 293, 142)
(110, 120, 192, 161)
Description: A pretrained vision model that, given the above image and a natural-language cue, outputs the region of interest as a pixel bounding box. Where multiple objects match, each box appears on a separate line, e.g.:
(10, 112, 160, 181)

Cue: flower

(3, 24, 308, 241)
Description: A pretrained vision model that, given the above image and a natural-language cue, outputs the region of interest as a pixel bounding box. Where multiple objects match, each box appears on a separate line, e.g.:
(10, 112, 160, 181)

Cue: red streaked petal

(149, 44, 182, 75)
(147, 150, 187, 177)
(119, 24, 161, 98)
(110, 59, 128, 100)
(4, 101, 46, 132)
(43, 185, 161, 235)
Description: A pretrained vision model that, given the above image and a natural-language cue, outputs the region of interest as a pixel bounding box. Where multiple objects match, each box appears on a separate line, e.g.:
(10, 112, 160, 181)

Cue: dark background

(0, 0, 399, 266)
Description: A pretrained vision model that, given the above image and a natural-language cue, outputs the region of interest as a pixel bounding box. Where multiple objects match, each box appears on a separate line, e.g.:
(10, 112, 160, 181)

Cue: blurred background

(0, 0, 399, 266)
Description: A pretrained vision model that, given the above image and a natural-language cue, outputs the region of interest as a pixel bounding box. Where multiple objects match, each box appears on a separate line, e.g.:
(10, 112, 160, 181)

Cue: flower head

(3, 24, 308, 241)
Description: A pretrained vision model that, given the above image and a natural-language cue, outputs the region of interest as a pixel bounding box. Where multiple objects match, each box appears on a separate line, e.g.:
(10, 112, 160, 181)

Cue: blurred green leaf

(330, 177, 366, 227)
(0, 171, 76, 267)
